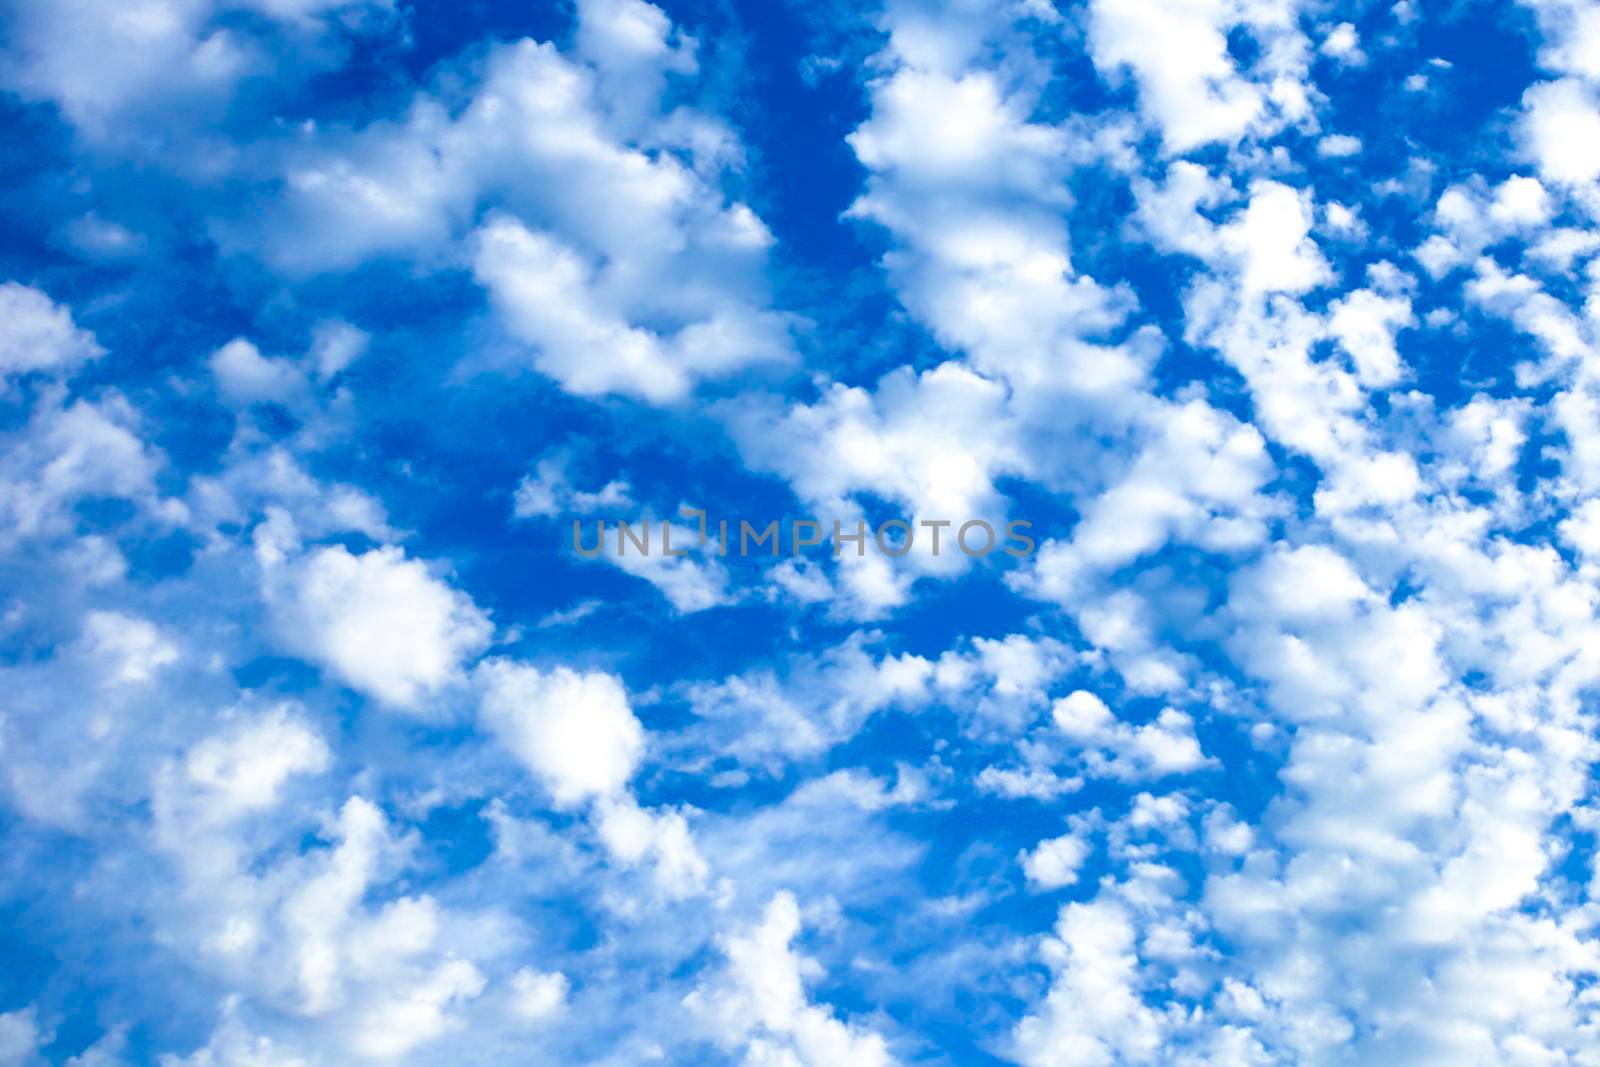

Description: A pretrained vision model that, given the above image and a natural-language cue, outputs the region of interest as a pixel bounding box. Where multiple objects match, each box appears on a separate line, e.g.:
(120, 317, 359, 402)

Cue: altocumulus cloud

(4, 0, 1600, 1065)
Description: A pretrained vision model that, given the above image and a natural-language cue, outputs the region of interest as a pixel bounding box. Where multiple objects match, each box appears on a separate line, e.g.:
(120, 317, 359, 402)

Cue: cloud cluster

(6, 0, 1600, 1063)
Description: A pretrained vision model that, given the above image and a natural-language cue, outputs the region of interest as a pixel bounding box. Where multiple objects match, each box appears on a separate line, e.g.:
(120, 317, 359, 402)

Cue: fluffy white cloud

(1327, 288, 1415, 387)
(845, 48, 1146, 399)
(1051, 690, 1211, 779)
(1317, 133, 1362, 157)
(150, 780, 496, 1064)
(1089, 0, 1308, 153)
(0, 282, 104, 385)
(1416, 177, 1560, 279)
(262, 543, 492, 711)
(512, 455, 631, 519)
(307, 321, 367, 381)
(687, 632, 934, 769)
(235, 21, 792, 401)
(1018, 397, 1273, 605)
(0, 0, 252, 136)
(477, 659, 644, 806)
(12, 1, 1600, 1064)
(597, 520, 732, 613)
(472, 216, 789, 402)
(1522, 0, 1600, 80)
(179, 705, 330, 818)
(1465, 259, 1594, 378)
(688, 892, 897, 1067)
(1223, 181, 1332, 297)
(347, 956, 486, 1059)
(0, 0, 395, 145)
(849, 67, 1065, 189)
(733, 361, 1024, 526)
(79, 610, 179, 684)
(594, 795, 709, 897)
(574, 0, 697, 130)
(1320, 22, 1364, 63)
(507, 968, 569, 1023)
(1520, 78, 1600, 184)
(1021, 832, 1091, 890)
(1, 392, 171, 544)
(1013, 899, 1163, 1066)
(210, 339, 309, 408)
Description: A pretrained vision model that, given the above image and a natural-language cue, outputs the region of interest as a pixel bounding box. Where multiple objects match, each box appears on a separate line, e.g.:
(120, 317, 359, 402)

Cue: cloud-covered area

(4, 0, 1600, 1063)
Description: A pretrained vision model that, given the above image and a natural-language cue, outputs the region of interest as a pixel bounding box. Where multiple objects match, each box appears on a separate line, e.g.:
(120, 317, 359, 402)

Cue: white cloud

(1222, 181, 1332, 297)
(478, 656, 706, 897)
(210, 339, 309, 408)
(975, 764, 1082, 800)
(507, 968, 568, 1023)
(1013, 899, 1164, 1066)
(1520, 78, 1600, 184)
(1323, 201, 1365, 238)
(732, 361, 1025, 527)
(1559, 498, 1600, 557)
(0, 1008, 43, 1066)
(477, 659, 644, 806)
(0, 0, 252, 137)
(180, 705, 331, 818)
(594, 795, 709, 897)
(727, 358, 1045, 618)
(1522, 0, 1600, 79)
(307, 321, 367, 381)
(1014, 397, 1274, 617)
(348, 957, 485, 1059)
(844, 13, 1150, 410)
(241, 26, 792, 400)
(848, 67, 1064, 189)
(0, 0, 395, 146)
(1416, 177, 1559, 280)
(512, 455, 631, 519)
(1021, 832, 1091, 890)
(0, 282, 104, 385)
(599, 520, 732, 613)
(79, 610, 180, 685)
(1320, 22, 1365, 64)
(472, 216, 788, 402)
(263, 543, 492, 711)
(574, 0, 697, 131)
(158, 1001, 311, 1066)
(1050, 690, 1211, 779)
(1317, 134, 1362, 157)
(687, 892, 897, 1067)
(687, 632, 934, 769)
(1, 392, 170, 544)
(1135, 161, 1235, 254)
(1137, 172, 1336, 341)
(1489, 175, 1552, 225)
(191, 455, 394, 556)
(1327, 288, 1415, 387)
(63, 212, 146, 258)
(1442, 395, 1529, 485)
(767, 558, 834, 606)
(1527, 226, 1600, 269)
(1465, 259, 1594, 378)
(150, 785, 493, 1064)
(281, 797, 399, 1013)
(1089, 0, 1264, 152)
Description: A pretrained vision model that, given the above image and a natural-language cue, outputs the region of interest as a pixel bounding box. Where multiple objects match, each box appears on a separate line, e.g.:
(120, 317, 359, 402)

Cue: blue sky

(4, 0, 1600, 1063)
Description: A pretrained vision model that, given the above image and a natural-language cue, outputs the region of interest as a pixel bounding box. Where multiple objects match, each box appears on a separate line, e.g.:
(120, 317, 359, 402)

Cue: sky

(2, 0, 1600, 1063)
